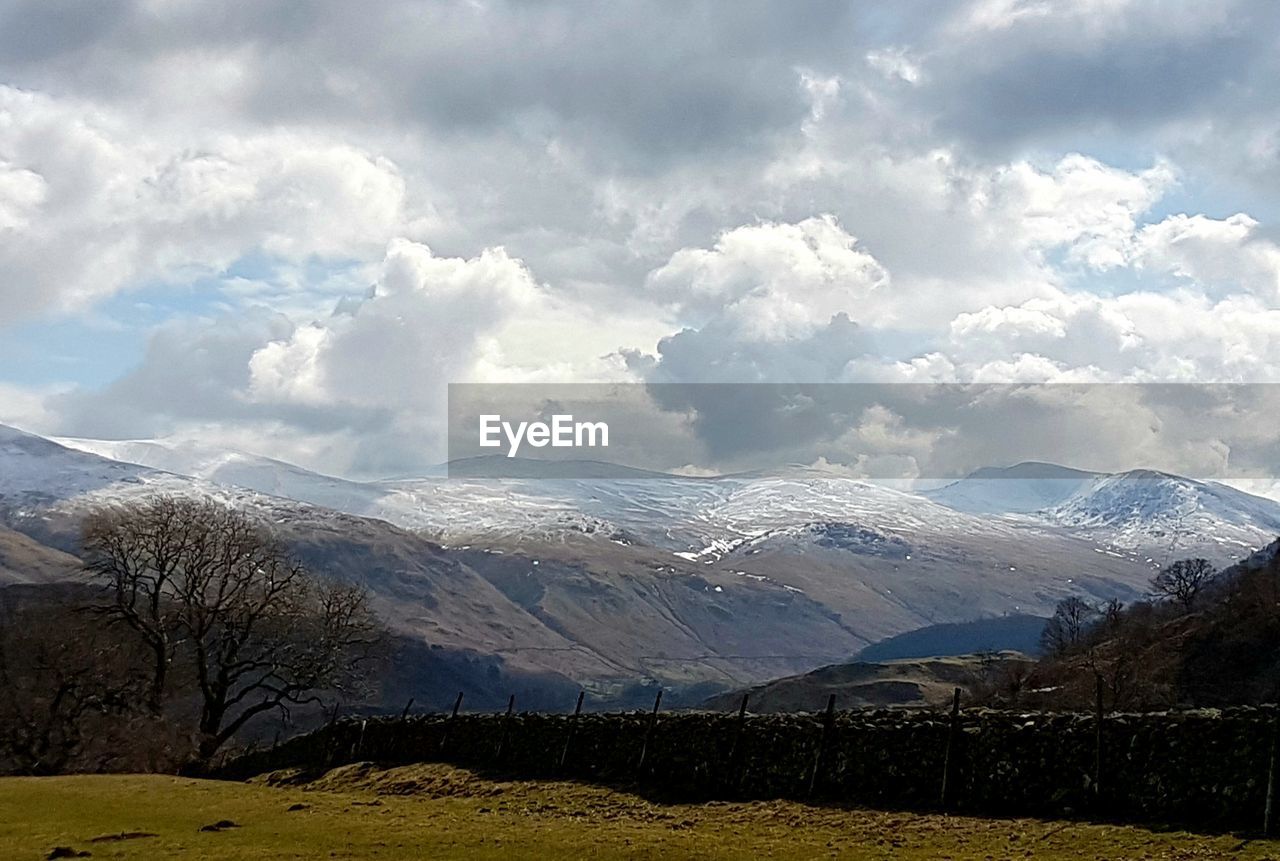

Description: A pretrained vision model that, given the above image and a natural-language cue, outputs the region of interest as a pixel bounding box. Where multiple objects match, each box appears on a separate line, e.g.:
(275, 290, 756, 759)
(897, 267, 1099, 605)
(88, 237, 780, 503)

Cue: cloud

(0, 1, 873, 170)
(2, 1, 1280, 477)
(1134, 213, 1280, 299)
(930, 1, 1278, 147)
(646, 216, 888, 340)
(0, 85, 405, 321)
(247, 239, 543, 411)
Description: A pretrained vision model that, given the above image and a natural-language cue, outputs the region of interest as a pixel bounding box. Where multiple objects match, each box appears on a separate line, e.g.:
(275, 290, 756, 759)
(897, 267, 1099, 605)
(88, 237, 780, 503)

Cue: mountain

(1043, 469, 1280, 558)
(41, 431, 1280, 567)
(0, 524, 80, 585)
(855, 614, 1049, 662)
(441, 455, 677, 479)
(0, 426, 867, 700)
(927, 461, 1280, 562)
(702, 652, 1035, 713)
(54, 436, 386, 514)
(0, 423, 169, 507)
(926, 462, 1098, 514)
(5, 423, 1280, 705)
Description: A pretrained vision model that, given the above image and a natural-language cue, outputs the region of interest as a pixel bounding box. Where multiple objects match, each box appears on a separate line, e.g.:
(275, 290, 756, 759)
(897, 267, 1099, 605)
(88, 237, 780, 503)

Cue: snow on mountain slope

(0, 425, 883, 691)
(1043, 469, 1280, 557)
(369, 469, 1043, 563)
(54, 436, 387, 514)
(925, 462, 1099, 514)
(0, 423, 180, 508)
(15, 426, 1280, 568)
(0, 425, 374, 549)
(8, 423, 1279, 691)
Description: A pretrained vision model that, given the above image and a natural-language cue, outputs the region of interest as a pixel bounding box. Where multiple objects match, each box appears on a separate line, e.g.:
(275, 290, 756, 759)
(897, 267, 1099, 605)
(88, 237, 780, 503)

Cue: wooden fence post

(391, 698, 414, 760)
(558, 690, 585, 771)
(807, 694, 837, 797)
(939, 687, 961, 808)
(495, 694, 516, 762)
(439, 691, 464, 755)
(352, 719, 368, 759)
(636, 689, 663, 776)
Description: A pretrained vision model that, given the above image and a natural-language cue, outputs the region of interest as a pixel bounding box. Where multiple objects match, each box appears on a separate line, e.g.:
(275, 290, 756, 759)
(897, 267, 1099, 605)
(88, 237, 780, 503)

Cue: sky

(2, 0, 1280, 478)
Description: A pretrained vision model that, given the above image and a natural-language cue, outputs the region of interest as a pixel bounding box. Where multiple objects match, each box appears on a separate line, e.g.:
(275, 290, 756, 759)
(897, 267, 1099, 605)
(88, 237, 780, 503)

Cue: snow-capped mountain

(54, 436, 386, 514)
(1042, 469, 1280, 557)
(24, 425, 1280, 565)
(0, 423, 182, 510)
(5, 422, 1280, 699)
(925, 462, 1099, 514)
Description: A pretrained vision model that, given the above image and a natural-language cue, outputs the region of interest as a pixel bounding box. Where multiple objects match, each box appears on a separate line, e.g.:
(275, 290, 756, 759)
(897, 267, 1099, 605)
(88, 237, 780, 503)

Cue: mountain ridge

(3, 422, 1278, 704)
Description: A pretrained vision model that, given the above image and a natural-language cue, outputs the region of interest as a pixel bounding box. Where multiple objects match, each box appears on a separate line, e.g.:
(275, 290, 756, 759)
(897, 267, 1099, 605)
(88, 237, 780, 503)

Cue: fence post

(806, 694, 837, 797)
(558, 690, 585, 771)
(939, 687, 961, 808)
(635, 689, 663, 776)
(390, 698, 414, 760)
(439, 691, 464, 756)
(351, 719, 368, 759)
(1094, 673, 1105, 805)
(495, 694, 516, 762)
(1266, 710, 1279, 836)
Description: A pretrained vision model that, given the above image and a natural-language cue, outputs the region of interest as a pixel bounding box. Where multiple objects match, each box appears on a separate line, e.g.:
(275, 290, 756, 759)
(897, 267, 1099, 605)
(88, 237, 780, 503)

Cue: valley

(4, 422, 1280, 708)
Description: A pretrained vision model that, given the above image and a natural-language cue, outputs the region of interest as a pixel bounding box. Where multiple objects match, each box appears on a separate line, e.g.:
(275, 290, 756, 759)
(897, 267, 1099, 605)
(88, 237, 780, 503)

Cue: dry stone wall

(217, 706, 1277, 832)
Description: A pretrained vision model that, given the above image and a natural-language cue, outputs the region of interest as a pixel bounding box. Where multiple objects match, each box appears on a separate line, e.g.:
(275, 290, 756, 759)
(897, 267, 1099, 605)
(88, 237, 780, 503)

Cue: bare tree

(1100, 597, 1125, 633)
(0, 593, 143, 774)
(1040, 596, 1099, 657)
(83, 496, 383, 762)
(1151, 558, 1216, 611)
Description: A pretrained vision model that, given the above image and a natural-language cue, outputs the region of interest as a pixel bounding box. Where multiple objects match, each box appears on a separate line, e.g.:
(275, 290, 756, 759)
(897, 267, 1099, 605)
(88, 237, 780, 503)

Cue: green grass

(0, 763, 1274, 859)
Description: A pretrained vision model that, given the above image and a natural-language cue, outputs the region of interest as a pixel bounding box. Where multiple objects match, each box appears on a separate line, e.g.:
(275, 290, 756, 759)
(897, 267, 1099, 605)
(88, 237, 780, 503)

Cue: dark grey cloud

(915, 1, 1280, 163)
(0, 0, 128, 64)
(644, 313, 875, 385)
(0, 0, 872, 171)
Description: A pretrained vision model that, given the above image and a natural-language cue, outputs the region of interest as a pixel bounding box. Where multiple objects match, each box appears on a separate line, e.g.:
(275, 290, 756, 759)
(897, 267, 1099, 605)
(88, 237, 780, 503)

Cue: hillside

(7, 422, 1280, 706)
(701, 652, 1033, 712)
(1001, 538, 1280, 710)
(856, 614, 1048, 661)
(0, 525, 79, 585)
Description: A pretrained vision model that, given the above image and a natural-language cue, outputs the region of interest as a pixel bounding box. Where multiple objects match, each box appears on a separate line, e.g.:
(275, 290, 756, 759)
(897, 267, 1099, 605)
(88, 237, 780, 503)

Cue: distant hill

(442, 455, 678, 479)
(0, 524, 80, 586)
(925, 462, 1098, 514)
(701, 652, 1033, 713)
(856, 614, 1049, 662)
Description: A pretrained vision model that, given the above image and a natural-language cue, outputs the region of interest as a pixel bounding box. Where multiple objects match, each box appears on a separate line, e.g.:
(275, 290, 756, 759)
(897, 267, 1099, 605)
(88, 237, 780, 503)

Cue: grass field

(0, 762, 1274, 859)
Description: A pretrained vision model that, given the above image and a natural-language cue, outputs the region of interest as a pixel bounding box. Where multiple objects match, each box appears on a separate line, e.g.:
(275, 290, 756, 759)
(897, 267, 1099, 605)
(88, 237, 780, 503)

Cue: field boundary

(215, 702, 1280, 833)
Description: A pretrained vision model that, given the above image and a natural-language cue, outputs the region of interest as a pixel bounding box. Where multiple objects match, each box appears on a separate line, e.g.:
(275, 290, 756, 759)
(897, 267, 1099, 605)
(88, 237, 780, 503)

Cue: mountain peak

(963, 462, 1100, 481)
